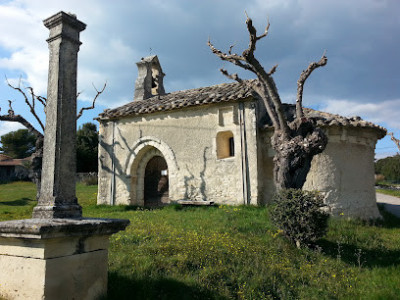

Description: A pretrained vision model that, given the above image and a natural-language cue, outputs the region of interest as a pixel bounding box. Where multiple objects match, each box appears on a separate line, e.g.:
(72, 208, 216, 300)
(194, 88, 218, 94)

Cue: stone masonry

(0, 11, 129, 300)
(32, 12, 85, 218)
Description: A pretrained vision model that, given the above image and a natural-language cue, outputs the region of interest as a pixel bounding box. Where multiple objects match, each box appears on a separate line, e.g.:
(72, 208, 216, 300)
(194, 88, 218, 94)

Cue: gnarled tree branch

(296, 51, 328, 119)
(76, 82, 107, 120)
(5, 77, 45, 131)
(209, 14, 328, 190)
(220, 69, 243, 83)
(389, 132, 400, 152)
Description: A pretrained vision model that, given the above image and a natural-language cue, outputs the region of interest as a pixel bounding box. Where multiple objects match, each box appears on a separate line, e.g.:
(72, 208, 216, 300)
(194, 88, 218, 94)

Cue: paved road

(376, 192, 400, 218)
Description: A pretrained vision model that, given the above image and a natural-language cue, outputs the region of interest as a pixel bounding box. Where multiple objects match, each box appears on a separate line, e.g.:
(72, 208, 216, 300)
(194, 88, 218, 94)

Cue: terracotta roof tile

(0, 155, 32, 166)
(98, 80, 386, 138)
(98, 81, 254, 120)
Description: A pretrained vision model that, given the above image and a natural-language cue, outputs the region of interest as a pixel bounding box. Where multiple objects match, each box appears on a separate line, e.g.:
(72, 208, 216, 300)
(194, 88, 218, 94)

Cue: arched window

(216, 131, 235, 159)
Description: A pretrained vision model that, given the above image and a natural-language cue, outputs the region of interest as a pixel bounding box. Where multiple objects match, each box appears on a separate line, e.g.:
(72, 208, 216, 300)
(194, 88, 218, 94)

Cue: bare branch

(7, 100, 14, 116)
(228, 42, 236, 55)
(0, 112, 43, 139)
(209, 15, 290, 136)
(243, 13, 270, 57)
(296, 51, 328, 119)
(207, 38, 252, 71)
(220, 69, 243, 83)
(210, 13, 329, 189)
(6, 77, 45, 131)
(76, 82, 107, 120)
(389, 132, 400, 152)
(36, 96, 47, 109)
(26, 87, 47, 110)
(256, 17, 270, 41)
(267, 64, 278, 76)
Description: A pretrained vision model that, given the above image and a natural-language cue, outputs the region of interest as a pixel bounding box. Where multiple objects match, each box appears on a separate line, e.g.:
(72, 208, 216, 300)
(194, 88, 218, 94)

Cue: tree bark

(209, 13, 328, 190)
(1, 82, 104, 199)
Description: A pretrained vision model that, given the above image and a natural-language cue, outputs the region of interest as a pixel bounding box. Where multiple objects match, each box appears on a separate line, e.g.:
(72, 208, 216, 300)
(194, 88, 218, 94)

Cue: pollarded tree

(0, 79, 105, 198)
(208, 13, 328, 190)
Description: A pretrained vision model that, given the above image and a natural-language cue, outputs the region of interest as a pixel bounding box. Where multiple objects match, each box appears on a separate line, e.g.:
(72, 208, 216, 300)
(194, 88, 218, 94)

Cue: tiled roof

(0, 154, 13, 162)
(98, 81, 254, 120)
(262, 104, 386, 138)
(98, 80, 386, 138)
(0, 154, 32, 166)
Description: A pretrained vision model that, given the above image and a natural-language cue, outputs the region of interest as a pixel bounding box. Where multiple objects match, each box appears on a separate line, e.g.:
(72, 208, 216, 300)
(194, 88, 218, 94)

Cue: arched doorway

(144, 156, 169, 207)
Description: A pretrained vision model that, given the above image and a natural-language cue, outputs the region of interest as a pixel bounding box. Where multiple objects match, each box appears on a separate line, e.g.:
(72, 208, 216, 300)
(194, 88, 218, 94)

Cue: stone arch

(127, 137, 178, 206)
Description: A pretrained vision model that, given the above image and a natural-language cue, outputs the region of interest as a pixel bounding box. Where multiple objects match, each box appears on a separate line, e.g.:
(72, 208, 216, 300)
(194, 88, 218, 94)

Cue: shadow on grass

(318, 209, 400, 268)
(318, 239, 400, 268)
(0, 198, 36, 206)
(377, 204, 400, 229)
(106, 271, 229, 300)
(93, 205, 141, 212)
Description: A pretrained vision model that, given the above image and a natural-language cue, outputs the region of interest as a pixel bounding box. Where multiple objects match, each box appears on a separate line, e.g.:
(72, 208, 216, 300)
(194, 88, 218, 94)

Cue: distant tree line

(0, 129, 36, 158)
(375, 155, 400, 183)
(0, 122, 98, 173)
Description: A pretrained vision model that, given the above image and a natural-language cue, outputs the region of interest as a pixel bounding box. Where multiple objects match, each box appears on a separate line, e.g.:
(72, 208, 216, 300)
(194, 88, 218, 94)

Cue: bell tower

(134, 55, 165, 100)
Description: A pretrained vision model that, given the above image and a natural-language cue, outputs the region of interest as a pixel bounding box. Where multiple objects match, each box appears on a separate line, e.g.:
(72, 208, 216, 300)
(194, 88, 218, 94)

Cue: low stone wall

(76, 172, 98, 184)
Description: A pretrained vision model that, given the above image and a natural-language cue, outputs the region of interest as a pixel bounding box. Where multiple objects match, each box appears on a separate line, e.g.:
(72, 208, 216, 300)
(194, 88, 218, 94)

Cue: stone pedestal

(0, 218, 129, 300)
(0, 11, 130, 299)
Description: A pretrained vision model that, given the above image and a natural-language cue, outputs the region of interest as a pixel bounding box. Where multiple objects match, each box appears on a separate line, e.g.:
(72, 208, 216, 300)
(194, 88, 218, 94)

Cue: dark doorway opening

(144, 156, 169, 207)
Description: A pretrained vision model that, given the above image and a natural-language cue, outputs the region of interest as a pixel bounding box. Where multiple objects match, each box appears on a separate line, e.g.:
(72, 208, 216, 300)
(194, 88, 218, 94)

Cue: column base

(32, 204, 82, 219)
(0, 218, 129, 300)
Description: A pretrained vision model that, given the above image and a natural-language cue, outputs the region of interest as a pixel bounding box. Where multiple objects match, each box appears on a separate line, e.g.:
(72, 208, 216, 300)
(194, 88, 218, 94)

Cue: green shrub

(270, 189, 329, 248)
(375, 154, 400, 183)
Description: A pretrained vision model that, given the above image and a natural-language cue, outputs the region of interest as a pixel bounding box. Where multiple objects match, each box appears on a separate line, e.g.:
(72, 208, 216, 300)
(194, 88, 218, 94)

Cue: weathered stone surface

(134, 55, 165, 100)
(0, 234, 110, 300)
(0, 11, 130, 300)
(0, 218, 130, 239)
(33, 11, 86, 219)
(0, 218, 129, 300)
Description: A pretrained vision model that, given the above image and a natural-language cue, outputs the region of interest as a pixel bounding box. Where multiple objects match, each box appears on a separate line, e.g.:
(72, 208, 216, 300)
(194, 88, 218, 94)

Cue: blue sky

(0, 0, 399, 158)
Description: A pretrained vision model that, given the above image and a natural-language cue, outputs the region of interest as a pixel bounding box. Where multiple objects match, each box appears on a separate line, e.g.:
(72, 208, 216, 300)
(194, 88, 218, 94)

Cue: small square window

(216, 131, 234, 159)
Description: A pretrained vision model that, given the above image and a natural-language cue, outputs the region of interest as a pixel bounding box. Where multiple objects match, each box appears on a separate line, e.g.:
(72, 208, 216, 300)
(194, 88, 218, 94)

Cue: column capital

(44, 11, 86, 44)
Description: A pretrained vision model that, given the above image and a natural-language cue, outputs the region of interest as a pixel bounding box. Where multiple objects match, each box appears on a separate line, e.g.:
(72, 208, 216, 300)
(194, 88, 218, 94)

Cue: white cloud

(0, 121, 24, 137)
(320, 98, 400, 130)
(0, 0, 398, 141)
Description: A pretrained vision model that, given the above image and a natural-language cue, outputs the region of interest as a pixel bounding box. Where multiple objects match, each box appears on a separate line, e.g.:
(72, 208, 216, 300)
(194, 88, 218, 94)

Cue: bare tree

(0, 78, 106, 199)
(208, 13, 328, 189)
(388, 132, 400, 152)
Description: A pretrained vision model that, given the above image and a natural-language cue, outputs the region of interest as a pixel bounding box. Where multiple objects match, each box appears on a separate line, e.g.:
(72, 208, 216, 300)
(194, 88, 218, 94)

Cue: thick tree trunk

(272, 120, 327, 190)
(30, 137, 43, 200)
(209, 13, 328, 191)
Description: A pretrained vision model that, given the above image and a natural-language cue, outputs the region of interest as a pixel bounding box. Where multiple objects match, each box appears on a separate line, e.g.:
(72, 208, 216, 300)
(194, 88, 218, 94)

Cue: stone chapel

(97, 55, 386, 219)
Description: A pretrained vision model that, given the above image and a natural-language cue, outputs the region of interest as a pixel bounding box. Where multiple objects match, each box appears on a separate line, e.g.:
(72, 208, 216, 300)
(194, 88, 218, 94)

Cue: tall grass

(1, 182, 400, 299)
(377, 189, 400, 198)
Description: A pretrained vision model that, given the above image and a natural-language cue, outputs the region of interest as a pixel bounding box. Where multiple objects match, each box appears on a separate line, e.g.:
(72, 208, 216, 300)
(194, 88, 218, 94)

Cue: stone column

(0, 12, 129, 300)
(33, 12, 86, 218)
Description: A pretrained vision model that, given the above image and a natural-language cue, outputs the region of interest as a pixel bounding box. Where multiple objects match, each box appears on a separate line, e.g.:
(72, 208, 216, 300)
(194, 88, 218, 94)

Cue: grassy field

(376, 188, 400, 198)
(1, 182, 400, 299)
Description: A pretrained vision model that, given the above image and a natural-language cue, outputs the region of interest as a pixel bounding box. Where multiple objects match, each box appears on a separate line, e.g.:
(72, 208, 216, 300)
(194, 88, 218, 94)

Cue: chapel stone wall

(97, 100, 260, 206)
(303, 126, 381, 219)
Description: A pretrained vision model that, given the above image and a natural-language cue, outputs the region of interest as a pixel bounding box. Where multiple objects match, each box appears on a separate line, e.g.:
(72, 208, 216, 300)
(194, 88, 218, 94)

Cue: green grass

(1, 182, 400, 299)
(376, 188, 400, 198)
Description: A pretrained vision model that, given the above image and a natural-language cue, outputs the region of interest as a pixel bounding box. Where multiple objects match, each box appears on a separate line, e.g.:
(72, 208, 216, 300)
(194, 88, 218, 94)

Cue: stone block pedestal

(0, 218, 129, 300)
